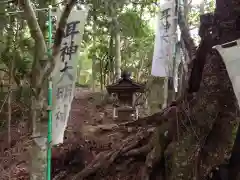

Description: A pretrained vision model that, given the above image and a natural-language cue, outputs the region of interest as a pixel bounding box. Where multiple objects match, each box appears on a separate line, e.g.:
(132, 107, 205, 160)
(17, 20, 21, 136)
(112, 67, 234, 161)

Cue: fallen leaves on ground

(0, 88, 141, 180)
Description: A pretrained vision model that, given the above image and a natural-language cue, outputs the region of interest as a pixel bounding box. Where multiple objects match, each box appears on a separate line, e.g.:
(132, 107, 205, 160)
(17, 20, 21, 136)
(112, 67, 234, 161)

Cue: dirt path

(0, 88, 120, 179)
(52, 88, 126, 179)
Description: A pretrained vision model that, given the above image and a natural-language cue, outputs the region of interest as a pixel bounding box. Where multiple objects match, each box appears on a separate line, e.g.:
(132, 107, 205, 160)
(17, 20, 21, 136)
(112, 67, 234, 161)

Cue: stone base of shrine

(114, 107, 135, 121)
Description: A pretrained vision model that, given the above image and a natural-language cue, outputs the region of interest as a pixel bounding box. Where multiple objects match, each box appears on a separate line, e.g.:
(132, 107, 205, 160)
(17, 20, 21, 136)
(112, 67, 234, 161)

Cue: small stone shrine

(106, 71, 145, 121)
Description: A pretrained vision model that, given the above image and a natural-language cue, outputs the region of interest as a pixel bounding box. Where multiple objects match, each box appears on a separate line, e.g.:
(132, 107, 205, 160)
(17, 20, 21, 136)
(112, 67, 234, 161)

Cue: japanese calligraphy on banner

(51, 8, 88, 145)
(151, 0, 177, 77)
(214, 40, 240, 108)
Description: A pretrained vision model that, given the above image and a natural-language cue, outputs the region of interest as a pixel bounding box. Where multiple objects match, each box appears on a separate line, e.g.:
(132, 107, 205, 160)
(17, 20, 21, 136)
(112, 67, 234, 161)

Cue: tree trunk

(136, 56, 144, 82)
(114, 23, 121, 80)
(100, 56, 104, 90)
(29, 38, 48, 180)
(30, 91, 48, 180)
(200, 0, 205, 14)
(8, 54, 13, 148)
(107, 30, 114, 84)
(30, 142, 47, 180)
(110, 0, 121, 81)
(91, 6, 97, 92)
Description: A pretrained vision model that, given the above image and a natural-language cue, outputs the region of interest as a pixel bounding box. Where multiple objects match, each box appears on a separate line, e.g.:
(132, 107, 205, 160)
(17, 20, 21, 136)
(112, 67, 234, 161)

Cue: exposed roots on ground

(71, 128, 153, 180)
(61, 103, 181, 180)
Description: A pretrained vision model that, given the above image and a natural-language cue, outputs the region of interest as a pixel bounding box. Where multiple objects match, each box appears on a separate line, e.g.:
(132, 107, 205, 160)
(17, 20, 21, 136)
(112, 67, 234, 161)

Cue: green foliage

(79, 0, 157, 87)
(205, 0, 215, 12)
(0, 0, 216, 90)
(0, 0, 164, 90)
(119, 10, 148, 38)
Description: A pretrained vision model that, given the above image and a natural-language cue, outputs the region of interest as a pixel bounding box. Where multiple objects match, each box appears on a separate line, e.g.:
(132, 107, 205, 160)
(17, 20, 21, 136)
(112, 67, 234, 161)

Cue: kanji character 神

(60, 41, 79, 62)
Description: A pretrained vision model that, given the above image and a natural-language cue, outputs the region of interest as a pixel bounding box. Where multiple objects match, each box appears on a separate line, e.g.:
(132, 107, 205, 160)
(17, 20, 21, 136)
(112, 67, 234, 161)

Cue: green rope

(47, 5, 53, 180)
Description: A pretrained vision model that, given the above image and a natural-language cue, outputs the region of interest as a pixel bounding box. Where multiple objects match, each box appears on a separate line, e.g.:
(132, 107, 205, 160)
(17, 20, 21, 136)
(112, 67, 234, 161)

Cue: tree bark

(91, 5, 97, 92)
(114, 22, 121, 80)
(199, 0, 205, 14)
(16, 0, 78, 179)
(111, 1, 121, 81)
(107, 30, 114, 84)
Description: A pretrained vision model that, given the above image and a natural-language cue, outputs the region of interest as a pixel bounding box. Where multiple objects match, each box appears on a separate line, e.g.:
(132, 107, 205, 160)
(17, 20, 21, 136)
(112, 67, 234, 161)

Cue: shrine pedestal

(115, 107, 135, 121)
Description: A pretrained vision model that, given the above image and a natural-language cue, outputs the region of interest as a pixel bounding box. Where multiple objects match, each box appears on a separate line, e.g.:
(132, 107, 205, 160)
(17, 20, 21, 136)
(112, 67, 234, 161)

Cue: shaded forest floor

(0, 87, 144, 180)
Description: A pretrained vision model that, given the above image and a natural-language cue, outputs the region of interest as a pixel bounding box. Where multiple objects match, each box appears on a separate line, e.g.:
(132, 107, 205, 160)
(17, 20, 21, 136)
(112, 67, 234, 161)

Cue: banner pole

(47, 5, 53, 180)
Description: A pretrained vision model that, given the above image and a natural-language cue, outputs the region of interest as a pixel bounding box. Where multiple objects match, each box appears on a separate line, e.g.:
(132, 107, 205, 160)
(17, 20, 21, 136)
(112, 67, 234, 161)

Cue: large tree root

(69, 105, 179, 180)
(71, 128, 155, 180)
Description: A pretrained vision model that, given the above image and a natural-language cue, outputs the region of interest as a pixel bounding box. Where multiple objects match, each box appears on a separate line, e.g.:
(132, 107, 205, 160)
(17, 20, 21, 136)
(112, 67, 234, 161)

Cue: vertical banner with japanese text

(151, 0, 177, 77)
(51, 8, 88, 145)
(174, 42, 182, 92)
(214, 40, 240, 108)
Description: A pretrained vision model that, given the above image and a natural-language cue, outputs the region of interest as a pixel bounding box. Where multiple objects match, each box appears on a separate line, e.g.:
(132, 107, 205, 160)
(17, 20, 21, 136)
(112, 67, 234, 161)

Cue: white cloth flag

(214, 39, 240, 108)
(174, 43, 182, 92)
(51, 8, 88, 145)
(151, 0, 177, 77)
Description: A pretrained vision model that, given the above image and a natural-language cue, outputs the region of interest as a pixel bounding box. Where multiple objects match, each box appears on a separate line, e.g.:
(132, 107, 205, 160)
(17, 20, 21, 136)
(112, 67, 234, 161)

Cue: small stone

(127, 127, 133, 132)
(181, 161, 187, 166)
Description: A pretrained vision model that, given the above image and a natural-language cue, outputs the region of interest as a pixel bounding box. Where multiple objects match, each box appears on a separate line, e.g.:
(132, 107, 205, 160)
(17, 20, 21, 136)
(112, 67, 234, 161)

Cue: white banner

(151, 0, 177, 77)
(214, 40, 240, 108)
(174, 42, 182, 92)
(51, 8, 88, 145)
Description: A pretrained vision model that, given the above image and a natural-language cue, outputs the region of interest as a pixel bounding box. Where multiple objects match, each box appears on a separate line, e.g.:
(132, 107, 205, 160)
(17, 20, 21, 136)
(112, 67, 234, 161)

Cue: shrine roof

(106, 71, 145, 93)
